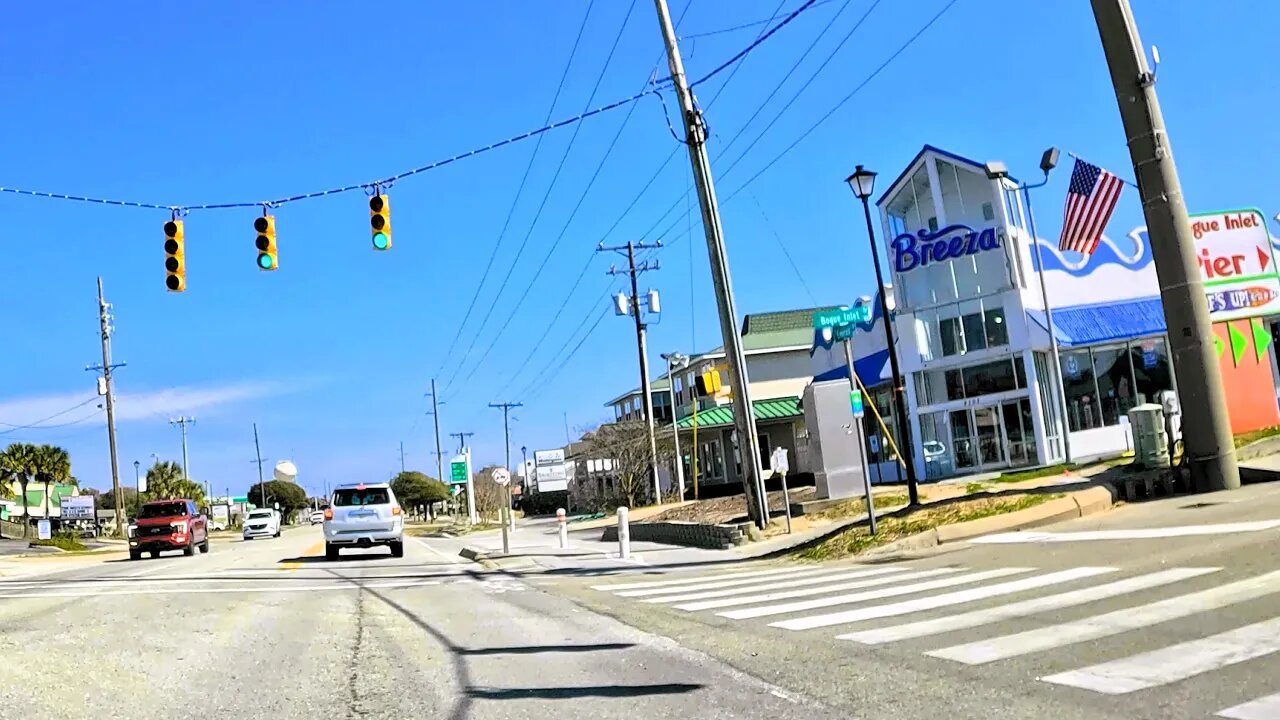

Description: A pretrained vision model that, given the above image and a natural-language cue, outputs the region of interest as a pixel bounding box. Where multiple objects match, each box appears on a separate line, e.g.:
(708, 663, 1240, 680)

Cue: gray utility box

(1128, 403, 1169, 468)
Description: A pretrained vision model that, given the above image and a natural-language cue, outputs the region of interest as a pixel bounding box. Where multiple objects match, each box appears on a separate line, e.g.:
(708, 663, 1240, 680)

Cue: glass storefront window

(1129, 339, 1174, 404)
(962, 312, 987, 352)
(1093, 346, 1136, 426)
(945, 368, 965, 402)
(962, 358, 1020, 396)
(1061, 349, 1100, 431)
(917, 356, 1026, 407)
(914, 297, 1011, 361)
(985, 306, 1009, 346)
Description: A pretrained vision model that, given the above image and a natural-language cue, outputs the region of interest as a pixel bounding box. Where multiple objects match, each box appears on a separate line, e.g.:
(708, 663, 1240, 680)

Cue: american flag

(1058, 158, 1124, 255)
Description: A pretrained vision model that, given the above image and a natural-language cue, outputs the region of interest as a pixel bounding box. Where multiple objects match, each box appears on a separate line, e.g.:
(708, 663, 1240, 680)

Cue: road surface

(0, 526, 832, 719)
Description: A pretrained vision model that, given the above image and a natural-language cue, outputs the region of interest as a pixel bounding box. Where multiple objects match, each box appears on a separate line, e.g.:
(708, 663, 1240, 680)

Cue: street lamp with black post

(845, 165, 920, 506)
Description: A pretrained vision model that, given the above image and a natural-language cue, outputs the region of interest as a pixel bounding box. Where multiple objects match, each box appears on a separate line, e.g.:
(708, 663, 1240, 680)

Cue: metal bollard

(556, 508, 569, 549)
(616, 506, 630, 560)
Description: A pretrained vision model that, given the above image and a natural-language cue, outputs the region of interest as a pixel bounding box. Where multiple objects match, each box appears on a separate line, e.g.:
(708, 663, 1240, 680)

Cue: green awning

(676, 397, 801, 430)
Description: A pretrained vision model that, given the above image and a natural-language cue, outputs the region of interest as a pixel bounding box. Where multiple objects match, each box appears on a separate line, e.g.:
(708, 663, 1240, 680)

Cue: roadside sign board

(850, 389, 865, 418)
(771, 447, 790, 475)
(37, 519, 51, 540)
(59, 495, 95, 520)
(1192, 209, 1280, 321)
(491, 468, 511, 486)
(813, 305, 872, 330)
(449, 457, 468, 485)
(534, 449, 569, 493)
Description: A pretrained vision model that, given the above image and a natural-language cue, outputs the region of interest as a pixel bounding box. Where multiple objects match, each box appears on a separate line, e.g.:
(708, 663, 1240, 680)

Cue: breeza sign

(892, 224, 1000, 273)
(1192, 209, 1280, 321)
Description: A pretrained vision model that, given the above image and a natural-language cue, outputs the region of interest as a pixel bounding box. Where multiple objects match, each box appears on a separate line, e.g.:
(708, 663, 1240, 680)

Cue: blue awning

(812, 349, 890, 385)
(1027, 296, 1167, 346)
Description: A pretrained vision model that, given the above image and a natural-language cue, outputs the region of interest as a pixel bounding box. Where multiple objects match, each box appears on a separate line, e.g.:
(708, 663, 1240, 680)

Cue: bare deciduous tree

(577, 421, 674, 508)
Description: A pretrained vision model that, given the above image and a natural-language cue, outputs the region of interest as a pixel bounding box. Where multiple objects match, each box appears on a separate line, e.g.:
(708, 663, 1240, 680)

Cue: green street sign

(450, 460, 468, 485)
(849, 389, 865, 418)
(813, 305, 871, 330)
(832, 323, 855, 342)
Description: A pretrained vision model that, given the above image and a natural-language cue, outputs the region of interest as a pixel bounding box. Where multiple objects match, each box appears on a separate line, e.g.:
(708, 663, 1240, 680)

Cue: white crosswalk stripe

(589, 559, 1280, 713)
(720, 567, 1030, 621)
(640, 566, 911, 604)
(1043, 616, 1280, 694)
(671, 568, 955, 612)
(840, 567, 1219, 644)
(927, 568, 1280, 665)
(1217, 691, 1280, 719)
(774, 566, 1116, 632)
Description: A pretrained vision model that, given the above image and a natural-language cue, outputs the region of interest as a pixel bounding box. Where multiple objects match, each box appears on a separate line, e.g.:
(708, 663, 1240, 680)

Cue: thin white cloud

(0, 380, 297, 428)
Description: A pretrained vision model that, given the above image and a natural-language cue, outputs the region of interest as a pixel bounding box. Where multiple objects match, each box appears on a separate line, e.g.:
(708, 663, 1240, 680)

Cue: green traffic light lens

(372, 232, 389, 250)
(257, 253, 274, 270)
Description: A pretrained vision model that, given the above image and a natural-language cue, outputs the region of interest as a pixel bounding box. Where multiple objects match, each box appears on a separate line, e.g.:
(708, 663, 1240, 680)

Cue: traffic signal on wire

(369, 193, 391, 250)
(255, 214, 278, 271)
(164, 219, 185, 292)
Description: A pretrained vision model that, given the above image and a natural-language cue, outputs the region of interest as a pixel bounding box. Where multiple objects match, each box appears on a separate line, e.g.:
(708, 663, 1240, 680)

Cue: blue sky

(1, 0, 1275, 496)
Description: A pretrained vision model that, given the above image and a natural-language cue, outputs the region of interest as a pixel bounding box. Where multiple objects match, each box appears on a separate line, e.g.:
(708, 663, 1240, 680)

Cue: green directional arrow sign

(1253, 318, 1272, 364)
(1229, 322, 1248, 366)
(1214, 334, 1225, 360)
(450, 460, 468, 485)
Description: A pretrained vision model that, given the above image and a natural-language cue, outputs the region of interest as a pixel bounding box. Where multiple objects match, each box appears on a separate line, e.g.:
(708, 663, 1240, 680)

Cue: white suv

(323, 482, 404, 560)
(242, 508, 281, 540)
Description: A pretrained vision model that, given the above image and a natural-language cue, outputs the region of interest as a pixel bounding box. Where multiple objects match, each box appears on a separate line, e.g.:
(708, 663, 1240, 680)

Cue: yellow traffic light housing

(369, 193, 391, 250)
(164, 218, 185, 292)
(255, 214, 278, 271)
(695, 370, 722, 397)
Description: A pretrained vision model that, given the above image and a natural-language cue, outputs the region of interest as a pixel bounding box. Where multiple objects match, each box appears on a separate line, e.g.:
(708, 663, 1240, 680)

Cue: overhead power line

(681, 0, 835, 39)
(687, 0, 821, 90)
(434, 1, 598, 381)
(0, 396, 99, 434)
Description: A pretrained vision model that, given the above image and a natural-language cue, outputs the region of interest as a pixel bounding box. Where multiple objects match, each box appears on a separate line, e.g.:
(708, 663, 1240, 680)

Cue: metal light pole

(661, 352, 689, 501)
(846, 166, 920, 506)
(520, 445, 529, 493)
(985, 151, 1073, 466)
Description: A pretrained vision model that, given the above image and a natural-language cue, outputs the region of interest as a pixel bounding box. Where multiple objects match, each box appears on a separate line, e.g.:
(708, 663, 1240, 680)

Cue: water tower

(273, 460, 298, 483)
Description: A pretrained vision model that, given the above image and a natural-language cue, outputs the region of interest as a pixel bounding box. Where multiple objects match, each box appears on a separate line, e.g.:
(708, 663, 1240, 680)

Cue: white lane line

(675, 568, 961, 613)
(618, 566, 867, 598)
(414, 537, 468, 565)
(719, 568, 1030, 621)
(591, 565, 833, 592)
(0, 579, 440, 599)
(1043, 616, 1280, 694)
(841, 567, 1220, 644)
(782, 567, 1118, 632)
(1217, 691, 1280, 719)
(969, 520, 1280, 544)
(644, 566, 912, 604)
(928, 568, 1280, 665)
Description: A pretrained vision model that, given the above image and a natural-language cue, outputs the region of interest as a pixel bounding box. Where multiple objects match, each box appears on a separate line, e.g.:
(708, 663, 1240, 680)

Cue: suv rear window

(333, 488, 390, 506)
(139, 502, 188, 519)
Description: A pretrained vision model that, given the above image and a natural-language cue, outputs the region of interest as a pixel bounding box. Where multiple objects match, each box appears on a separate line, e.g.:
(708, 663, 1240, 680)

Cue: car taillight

(391, 506, 402, 516)
(323, 508, 333, 520)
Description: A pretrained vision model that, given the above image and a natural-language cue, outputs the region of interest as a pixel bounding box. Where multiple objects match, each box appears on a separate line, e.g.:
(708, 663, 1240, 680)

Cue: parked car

(129, 499, 209, 560)
(242, 508, 281, 540)
(323, 482, 403, 560)
(309, 510, 325, 525)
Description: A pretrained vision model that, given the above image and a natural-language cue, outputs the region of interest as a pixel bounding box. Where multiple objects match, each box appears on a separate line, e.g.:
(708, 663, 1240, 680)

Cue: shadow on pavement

(457, 643, 633, 656)
(465, 683, 701, 700)
(276, 553, 392, 564)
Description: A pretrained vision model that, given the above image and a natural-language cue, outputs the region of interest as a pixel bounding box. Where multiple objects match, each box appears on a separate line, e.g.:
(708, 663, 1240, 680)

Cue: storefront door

(974, 406, 1004, 466)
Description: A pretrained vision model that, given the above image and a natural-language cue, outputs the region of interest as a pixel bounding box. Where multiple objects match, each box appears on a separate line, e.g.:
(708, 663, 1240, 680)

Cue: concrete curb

(1237, 435, 1280, 463)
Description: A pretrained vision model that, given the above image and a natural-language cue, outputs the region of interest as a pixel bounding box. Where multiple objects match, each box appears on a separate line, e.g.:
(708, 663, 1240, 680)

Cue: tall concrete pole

(96, 278, 124, 538)
(651, 0, 769, 527)
(1091, 0, 1239, 491)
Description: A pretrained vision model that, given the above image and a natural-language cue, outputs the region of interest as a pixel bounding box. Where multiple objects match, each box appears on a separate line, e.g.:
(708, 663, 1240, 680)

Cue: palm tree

(145, 460, 203, 504)
(32, 445, 71, 523)
(0, 443, 40, 537)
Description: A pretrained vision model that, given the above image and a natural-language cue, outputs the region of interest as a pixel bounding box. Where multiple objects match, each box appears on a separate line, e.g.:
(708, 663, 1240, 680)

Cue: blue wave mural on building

(809, 290, 889, 356)
(1029, 227, 1154, 277)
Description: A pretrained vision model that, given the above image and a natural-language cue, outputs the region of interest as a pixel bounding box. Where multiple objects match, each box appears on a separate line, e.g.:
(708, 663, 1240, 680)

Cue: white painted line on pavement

(591, 565, 824, 592)
(720, 568, 1030, 621)
(928, 568, 1280, 665)
(969, 520, 1280, 544)
(1217, 691, 1280, 719)
(644, 566, 912, 604)
(617, 566, 844, 598)
(414, 537, 468, 565)
(841, 567, 1220, 644)
(784, 567, 1118, 632)
(0, 579, 440, 599)
(674, 568, 958, 612)
(1043, 616, 1280, 694)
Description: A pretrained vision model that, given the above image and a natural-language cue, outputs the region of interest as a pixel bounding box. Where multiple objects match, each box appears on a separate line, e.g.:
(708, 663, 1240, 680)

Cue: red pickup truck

(129, 499, 210, 560)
